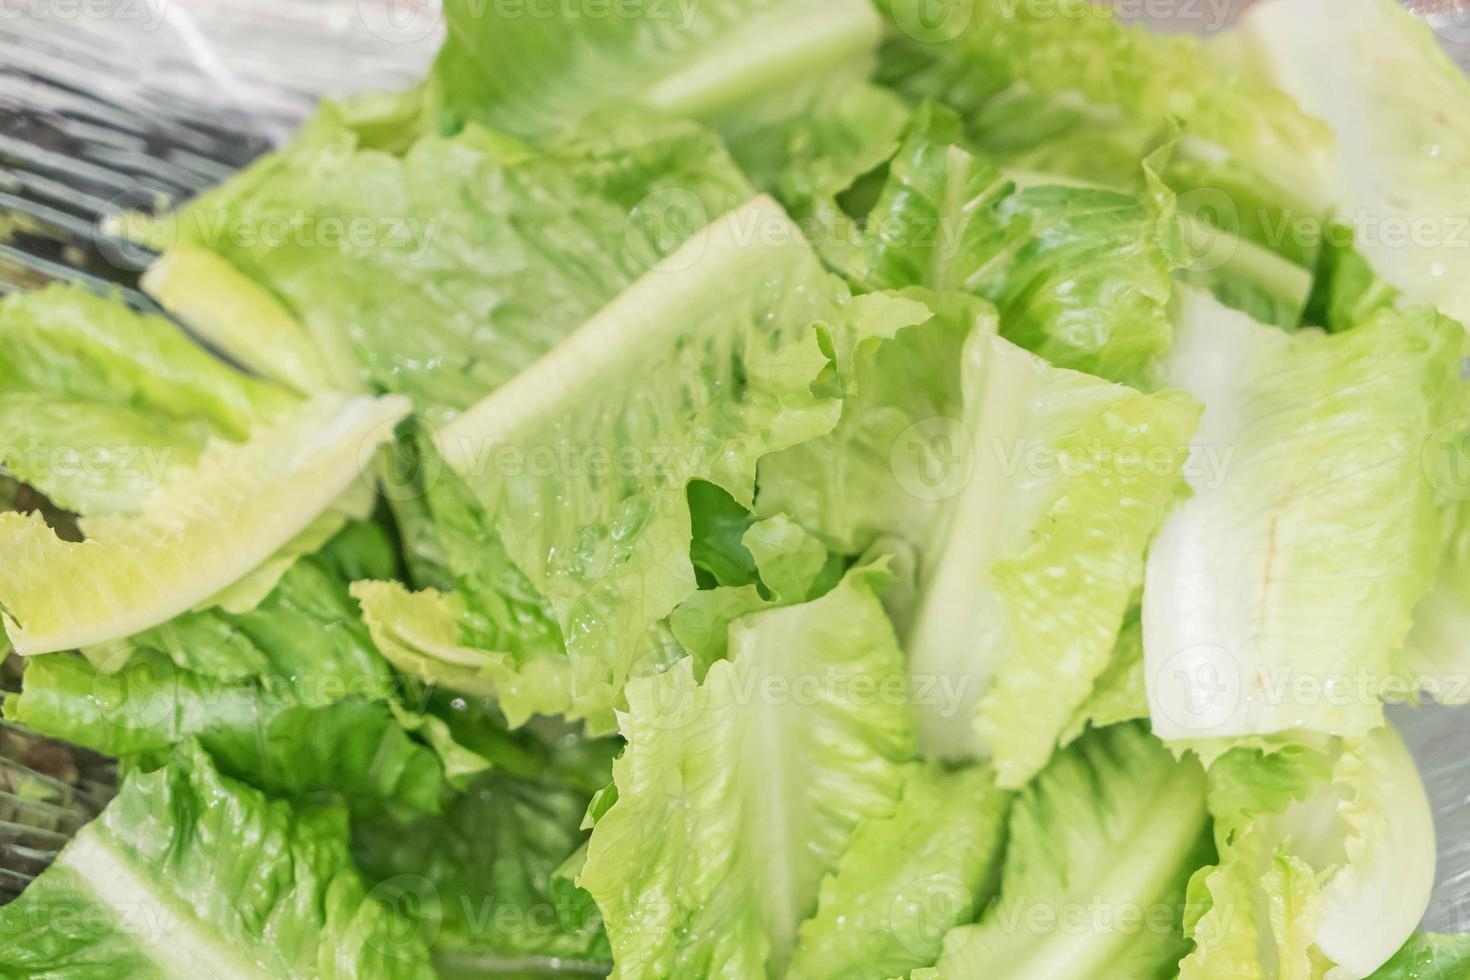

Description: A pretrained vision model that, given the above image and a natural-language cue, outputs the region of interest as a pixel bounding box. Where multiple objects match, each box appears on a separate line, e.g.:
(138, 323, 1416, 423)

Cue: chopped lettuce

(578, 565, 916, 976)
(0, 284, 291, 514)
(143, 109, 755, 421)
(0, 391, 406, 654)
(357, 197, 927, 729)
(1182, 725, 1436, 980)
(786, 762, 1011, 980)
(6, 651, 442, 817)
(1219, 0, 1470, 327)
(353, 725, 618, 971)
(0, 742, 436, 978)
(876, 0, 1335, 261)
(1144, 289, 1462, 740)
(0, 285, 407, 656)
(429, 0, 907, 208)
(915, 722, 1212, 980)
(851, 126, 1181, 388)
(905, 329, 1197, 785)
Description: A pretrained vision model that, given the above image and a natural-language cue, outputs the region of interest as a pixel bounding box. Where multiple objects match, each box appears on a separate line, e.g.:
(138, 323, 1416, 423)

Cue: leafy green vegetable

(1144, 289, 1463, 740)
(915, 722, 1211, 980)
(1219, 0, 1470, 326)
(353, 730, 617, 971)
(0, 742, 436, 978)
(0, 283, 407, 656)
(358, 197, 928, 729)
(0, 284, 292, 514)
(579, 565, 916, 977)
(787, 762, 1011, 980)
(144, 109, 755, 421)
(852, 127, 1181, 387)
(904, 329, 1197, 785)
(428, 0, 907, 209)
(1181, 726, 1436, 980)
(7, 651, 442, 817)
(1369, 933, 1470, 980)
(876, 0, 1334, 262)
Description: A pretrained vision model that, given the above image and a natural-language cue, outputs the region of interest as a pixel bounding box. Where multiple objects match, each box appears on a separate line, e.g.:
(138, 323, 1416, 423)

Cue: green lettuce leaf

(428, 0, 905, 209)
(0, 388, 406, 655)
(1182, 725, 1436, 980)
(757, 286, 989, 555)
(0, 742, 436, 978)
(851, 127, 1180, 388)
(1060, 606, 1148, 745)
(353, 724, 618, 973)
(876, 0, 1334, 261)
(1369, 933, 1470, 980)
(6, 651, 442, 817)
(1218, 0, 1470, 326)
(358, 197, 928, 729)
(905, 329, 1197, 785)
(0, 283, 292, 514)
(143, 109, 755, 422)
(578, 565, 916, 977)
(786, 762, 1011, 980)
(915, 722, 1211, 980)
(83, 519, 398, 696)
(1143, 289, 1462, 740)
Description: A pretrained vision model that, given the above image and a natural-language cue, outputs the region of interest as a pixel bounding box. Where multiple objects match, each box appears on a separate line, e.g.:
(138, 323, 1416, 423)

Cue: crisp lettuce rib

(0, 391, 408, 654)
(1144, 289, 1461, 740)
(906, 330, 1198, 785)
(1181, 726, 1435, 980)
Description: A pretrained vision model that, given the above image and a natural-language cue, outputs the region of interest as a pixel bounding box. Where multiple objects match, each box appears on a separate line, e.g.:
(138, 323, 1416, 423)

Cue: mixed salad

(2, 0, 1470, 977)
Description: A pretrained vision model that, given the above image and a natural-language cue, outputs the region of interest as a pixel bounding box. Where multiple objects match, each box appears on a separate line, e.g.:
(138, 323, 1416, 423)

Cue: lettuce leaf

(1144, 289, 1462, 740)
(357, 197, 928, 728)
(757, 286, 988, 555)
(578, 565, 916, 977)
(0, 284, 291, 514)
(353, 725, 618, 972)
(905, 329, 1197, 785)
(1369, 933, 1470, 980)
(0, 390, 407, 654)
(786, 762, 1011, 980)
(428, 0, 906, 209)
(851, 127, 1181, 388)
(876, 0, 1334, 260)
(6, 651, 442, 817)
(1181, 726, 1436, 980)
(144, 109, 755, 421)
(1219, 0, 1470, 326)
(0, 742, 436, 978)
(915, 722, 1211, 980)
